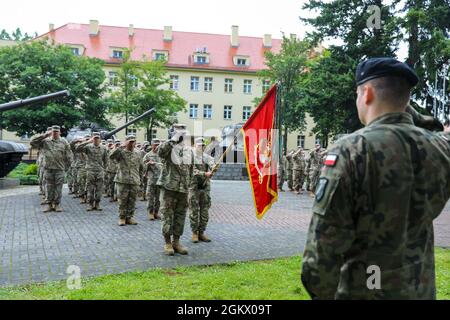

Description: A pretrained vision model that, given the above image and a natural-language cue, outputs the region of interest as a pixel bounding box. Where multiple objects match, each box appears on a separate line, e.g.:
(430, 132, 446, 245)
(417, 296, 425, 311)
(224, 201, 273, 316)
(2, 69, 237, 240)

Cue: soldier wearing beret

(31, 125, 73, 212)
(109, 135, 144, 226)
(301, 57, 450, 299)
(75, 132, 109, 211)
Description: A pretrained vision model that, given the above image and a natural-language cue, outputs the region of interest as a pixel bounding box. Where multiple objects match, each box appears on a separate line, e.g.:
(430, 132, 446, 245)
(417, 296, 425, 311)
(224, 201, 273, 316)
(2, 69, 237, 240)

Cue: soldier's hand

(45, 131, 52, 137)
(205, 171, 213, 178)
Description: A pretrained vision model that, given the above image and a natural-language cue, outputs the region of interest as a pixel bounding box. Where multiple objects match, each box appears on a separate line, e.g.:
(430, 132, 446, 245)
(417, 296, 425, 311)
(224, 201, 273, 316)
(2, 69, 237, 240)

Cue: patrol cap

(46, 127, 52, 131)
(173, 124, 187, 130)
(142, 141, 150, 146)
(92, 132, 101, 138)
(151, 139, 161, 145)
(84, 134, 91, 138)
(125, 135, 136, 142)
(107, 139, 113, 143)
(51, 125, 60, 132)
(356, 57, 419, 87)
(114, 140, 121, 144)
(195, 137, 206, 146)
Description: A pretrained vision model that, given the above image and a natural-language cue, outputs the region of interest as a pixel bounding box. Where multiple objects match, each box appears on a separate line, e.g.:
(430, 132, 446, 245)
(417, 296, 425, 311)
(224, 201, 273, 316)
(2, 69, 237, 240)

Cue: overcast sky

(1, 0, 313, 39)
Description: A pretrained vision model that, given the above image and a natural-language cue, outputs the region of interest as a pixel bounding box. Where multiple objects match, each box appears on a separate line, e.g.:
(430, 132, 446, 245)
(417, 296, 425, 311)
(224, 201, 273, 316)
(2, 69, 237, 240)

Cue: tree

(0, 41, 110, 136)
(257, 35, 312, 153)
(0, 29, 11, 40)
(109, 51, 186, 141)
(0, 27, 36, 41)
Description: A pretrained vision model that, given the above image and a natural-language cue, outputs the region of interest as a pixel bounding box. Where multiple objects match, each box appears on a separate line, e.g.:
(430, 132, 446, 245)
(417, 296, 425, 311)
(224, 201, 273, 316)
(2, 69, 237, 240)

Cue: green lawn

(0, 248, 449, 300)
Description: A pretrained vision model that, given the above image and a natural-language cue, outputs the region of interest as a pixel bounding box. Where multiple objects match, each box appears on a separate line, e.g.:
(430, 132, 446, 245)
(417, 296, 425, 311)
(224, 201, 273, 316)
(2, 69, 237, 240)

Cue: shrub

(24, 164, 38, 176)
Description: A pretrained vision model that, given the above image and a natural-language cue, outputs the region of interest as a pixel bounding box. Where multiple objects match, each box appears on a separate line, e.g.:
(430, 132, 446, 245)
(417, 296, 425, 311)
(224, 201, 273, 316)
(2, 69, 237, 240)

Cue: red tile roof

(40, 23, 282, 72)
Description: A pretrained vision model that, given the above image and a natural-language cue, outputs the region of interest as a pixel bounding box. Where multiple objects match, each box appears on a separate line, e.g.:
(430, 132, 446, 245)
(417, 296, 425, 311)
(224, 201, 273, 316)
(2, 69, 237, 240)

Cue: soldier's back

(326, 112, 450, 299)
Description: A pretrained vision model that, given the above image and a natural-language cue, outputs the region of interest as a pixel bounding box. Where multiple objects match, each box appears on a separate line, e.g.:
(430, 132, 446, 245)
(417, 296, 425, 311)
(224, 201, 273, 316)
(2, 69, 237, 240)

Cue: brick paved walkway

(0, 181, 448, 287)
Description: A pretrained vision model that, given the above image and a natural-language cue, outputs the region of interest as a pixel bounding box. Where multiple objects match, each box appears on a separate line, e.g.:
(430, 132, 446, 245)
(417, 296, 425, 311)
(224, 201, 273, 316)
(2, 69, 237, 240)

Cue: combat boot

(87, 202, 95, 211)
(94, 201, 102, 211)
(199, 232, 211, 242)
(164, 235, 174, 256)
(191, 232, 199, 243)
(118, 218, 126, 226)
(154, 211, 161, 220)
(126, 217, 138, 225)
(54, 204, 63, 212)
(172, 236, 188, 255)
(80, 196, 87, 204)
(43, 204, 53, 213)
(148, 211, 155, 221)
(40, 199, 47, 205)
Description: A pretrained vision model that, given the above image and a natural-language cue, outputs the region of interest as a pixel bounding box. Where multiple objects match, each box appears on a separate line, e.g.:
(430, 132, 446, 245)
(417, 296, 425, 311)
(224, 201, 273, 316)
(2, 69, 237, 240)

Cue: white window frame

(243, 80, 252, 94)
(170, 75, 179, 90)
(224, 105, 232, 120)
(109, 71, 118, 87)
(203, 104, 212, 119)
(190, 76, 200, 91)
(225, 78, 233, 93)
(204, 77, 213, 92)
(189, 104, 199, 119)
(297, 135, 305, 149)
(112, 50, 124, 59)
(242, 106, 252, 121)
(262, 80, 271, 93)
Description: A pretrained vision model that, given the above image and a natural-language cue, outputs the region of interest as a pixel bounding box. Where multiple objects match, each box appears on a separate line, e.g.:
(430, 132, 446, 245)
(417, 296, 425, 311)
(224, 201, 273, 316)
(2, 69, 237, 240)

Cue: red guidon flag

(242, 85, 279, 220)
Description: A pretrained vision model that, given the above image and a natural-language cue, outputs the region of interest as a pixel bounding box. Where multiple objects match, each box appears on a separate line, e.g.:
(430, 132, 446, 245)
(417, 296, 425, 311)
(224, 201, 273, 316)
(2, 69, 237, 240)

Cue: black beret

(356, 57, 419, 87)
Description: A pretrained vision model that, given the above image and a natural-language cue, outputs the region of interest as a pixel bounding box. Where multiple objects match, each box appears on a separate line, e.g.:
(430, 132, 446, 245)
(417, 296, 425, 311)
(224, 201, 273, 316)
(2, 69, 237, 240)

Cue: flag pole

(210, 129, 242, 175)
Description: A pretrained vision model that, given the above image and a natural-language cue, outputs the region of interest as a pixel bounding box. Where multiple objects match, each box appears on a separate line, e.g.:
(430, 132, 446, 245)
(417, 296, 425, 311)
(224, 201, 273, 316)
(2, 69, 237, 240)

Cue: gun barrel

(0, 90, 70, 113)
(103, 108, 155, 140)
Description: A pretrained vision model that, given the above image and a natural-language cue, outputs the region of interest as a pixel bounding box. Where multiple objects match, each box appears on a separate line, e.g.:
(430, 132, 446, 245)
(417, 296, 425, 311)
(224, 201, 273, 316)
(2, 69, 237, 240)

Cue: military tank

(0, 90, 69, 178)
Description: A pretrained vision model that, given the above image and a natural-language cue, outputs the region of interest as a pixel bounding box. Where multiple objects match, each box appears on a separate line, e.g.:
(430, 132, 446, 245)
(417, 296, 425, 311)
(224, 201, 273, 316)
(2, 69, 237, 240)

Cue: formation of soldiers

(278, 143, 328, 196)
(33, 124, 215, 256)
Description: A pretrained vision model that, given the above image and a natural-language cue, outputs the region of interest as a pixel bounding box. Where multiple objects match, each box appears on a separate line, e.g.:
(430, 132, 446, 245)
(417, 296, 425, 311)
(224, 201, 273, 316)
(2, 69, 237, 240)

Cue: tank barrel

(103, 108, 155, 140)
(0, 90, 69, 113)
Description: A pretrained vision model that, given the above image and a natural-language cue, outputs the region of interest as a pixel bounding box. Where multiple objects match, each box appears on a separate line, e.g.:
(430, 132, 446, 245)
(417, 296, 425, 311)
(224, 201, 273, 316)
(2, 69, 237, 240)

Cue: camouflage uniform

(76, 151, 87, 199)
(36, 150, 46, 197)
(277, 154, 286, 190)
(157, 139, 193, 238)
(306, 148, 322, 192)
(30, 132, 72, 208)
(285, 150, 294, 190)
(301, 112, 450, 299)
(189, 150, 214, 235)
(292, 148, 306, 192)
(144, 149, 162, 217)
(106, 148, 118, 199)
(109, 145, 143, 220)
(76, 140, 109, 207)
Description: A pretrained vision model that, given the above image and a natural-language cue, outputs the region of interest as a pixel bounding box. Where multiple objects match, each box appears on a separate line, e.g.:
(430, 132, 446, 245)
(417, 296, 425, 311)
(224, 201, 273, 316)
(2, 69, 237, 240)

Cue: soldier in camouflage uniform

(301, 57, 450, 300)
(110, 135, 143, 226)
(277, 152, 286, 191)
(143, 139, 162, 221)
(306, 144, 322, 194)
(69, 138, 84, 198)
(75, 132, 109, 211)
(138, 141, 150, 201)
(105, 140, 118, 201)
(189, 138, 215, 243)
(292, 147, 306, 194)
(30, 125, 73, 212)
(74, 135, 90, 203)
(103, 139, 114, 195)
(37, 126, 52, 205)
(285, 150, 294, 191)
(157, 124, 193, 256)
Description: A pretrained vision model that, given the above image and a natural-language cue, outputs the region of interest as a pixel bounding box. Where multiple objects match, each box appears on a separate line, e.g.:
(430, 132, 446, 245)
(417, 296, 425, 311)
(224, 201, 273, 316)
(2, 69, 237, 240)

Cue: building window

(170, 75, 179, 90)
(225, 78, 233, 93)
(126, 127, 137, 136)
(262, 80, 271, 93)
(233, 55, 250, 66)
(195, 55, 207, 64)
(203, 104, 212, 119)
(154, 53, 166, 61)
(71, 47, 80, 56)
(297, 135, 305, 148)
(151, 129, 157, 140)
(189, 104, 199, 118)
(112, 50, 124, 59)
(243, 80, 252, 94)
(190, 76, 200, 91)
(315, 137, 321, 146)
(237, 58, 247, 66)
(109, 72, 118, 87)
(224, 105, 232, 120)
(242, 106, 252, 121)
(204, 77, 213, 92)
(129, 75, 138, 88)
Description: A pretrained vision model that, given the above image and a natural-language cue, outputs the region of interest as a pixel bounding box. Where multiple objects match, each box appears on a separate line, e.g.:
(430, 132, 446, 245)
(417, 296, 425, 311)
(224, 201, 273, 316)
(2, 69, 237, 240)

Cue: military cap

(47, 127, 52, 131)
(107, 139, 113, 143)
(142, 141, 150, 146)
(114, 140, 121, 144)
(355, 57, 419, 87)
(151, 139, 161, 145)
(51, 125, 60, 132)
(195, 137, 206, 146)
(84, 134, 91, 138)
(173, 124, 187, 130)
(125, 135, 136, 141)
(92, 132, 101, 138)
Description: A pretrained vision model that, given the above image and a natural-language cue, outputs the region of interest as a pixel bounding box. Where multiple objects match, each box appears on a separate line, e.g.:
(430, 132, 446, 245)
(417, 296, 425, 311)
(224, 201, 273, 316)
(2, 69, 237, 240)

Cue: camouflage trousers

(159, 188, 188, 237)
(308, 167, 320, 192)
(71, 167, 82, 194)
(277, 166, 285, 189)
(189, 189, 211, 233)
(38, 166, 46, 195)
(77, 169, 87, 197)
(105, 171, 116, 197)
(141, 176, 148, 199)
(146, 183, 160, 213)
(44, 169, 65, 205)
(293, 169, 306, 191)
(67, 166, 75, 191)
(286, 169, 293, 190)
(86, 170, 104, 203)
(116, 183, 139, 219)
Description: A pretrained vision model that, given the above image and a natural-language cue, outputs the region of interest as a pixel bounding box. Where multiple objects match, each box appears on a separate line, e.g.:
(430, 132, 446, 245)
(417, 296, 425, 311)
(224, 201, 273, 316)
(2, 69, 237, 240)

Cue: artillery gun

(0, 91, 69, 178)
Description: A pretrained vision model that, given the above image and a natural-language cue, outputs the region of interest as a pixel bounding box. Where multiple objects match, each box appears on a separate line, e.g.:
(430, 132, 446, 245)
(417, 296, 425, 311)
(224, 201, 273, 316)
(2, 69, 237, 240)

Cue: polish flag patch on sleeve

(324, 154, 338, 167)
